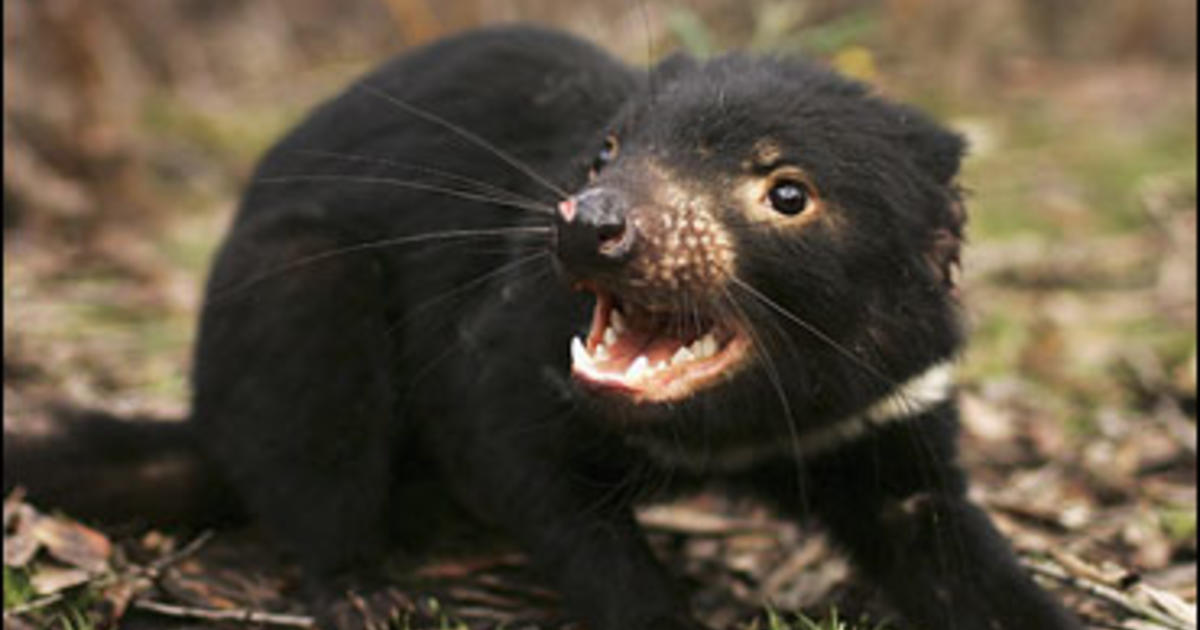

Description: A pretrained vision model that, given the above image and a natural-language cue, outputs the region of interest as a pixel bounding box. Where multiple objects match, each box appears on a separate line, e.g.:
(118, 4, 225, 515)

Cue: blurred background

(3, 1, 1195, 628)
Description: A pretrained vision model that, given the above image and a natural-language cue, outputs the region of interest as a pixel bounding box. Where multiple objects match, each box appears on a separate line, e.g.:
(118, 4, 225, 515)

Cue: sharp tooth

(595, 345, 610, 361)
(603, 326, 618, 346)
(626, 355, 649, 380)
(694, 333, 718, 359)
(671, 346, 695, 365)
(655, 360, 668, 372)
(571, 337, 591, 366)
(610, 309, 625, 332)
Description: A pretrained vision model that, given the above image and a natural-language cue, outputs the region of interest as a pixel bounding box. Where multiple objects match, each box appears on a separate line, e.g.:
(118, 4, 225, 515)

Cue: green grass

(158, 213, 225, 275)
(3, 566, 99, 630)
(1159, 506, 1198, 544)
(962, 308, 1031, 380)
(3, 566, 35, 610)
(783, 9, 879, 57)
(961, 98, 1196, 241)
(1065, 123, 1196, 235)
(666, 6, 716, 58)
(141, 93, 303, 168)
(1117, 316, 1197, 369)
(755, 606, 891, 630)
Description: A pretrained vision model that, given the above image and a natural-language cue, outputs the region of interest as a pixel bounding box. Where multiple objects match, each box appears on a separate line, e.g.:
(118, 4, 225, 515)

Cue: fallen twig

(1048, 549, 1139, 589)
(2, 592, 64, 619)
(1024, 558, 1195, 630)
(760, 536, 828, 595)
(637, 505, 770, 536)
(132, 598, 316, 628)
(145, 529, 214, 576)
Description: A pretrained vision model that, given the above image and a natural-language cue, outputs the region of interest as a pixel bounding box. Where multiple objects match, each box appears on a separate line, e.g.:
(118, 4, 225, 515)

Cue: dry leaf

(4, 529, 40, 568)
(4, 502, 42, 568)
(960, 392, 1018, 442)
(3, 488, 31, 529)
(31, 515, 111, 574)
(30, 565, 92, 595)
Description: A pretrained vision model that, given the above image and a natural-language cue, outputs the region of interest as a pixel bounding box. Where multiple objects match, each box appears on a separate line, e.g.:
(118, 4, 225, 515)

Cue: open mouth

(570, 290, 752, 404)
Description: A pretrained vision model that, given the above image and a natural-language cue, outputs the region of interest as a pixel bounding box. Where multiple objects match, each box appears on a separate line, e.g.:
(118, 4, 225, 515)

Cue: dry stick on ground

(2, 530, 221, 624)
(127, 529, 320, 627)
(2, 593, 65, 619)
(142, 529, 214, 577)
(0, 528, 213, 619)
(131, 599, 316, 628)
(1023, 558, 1196, 630)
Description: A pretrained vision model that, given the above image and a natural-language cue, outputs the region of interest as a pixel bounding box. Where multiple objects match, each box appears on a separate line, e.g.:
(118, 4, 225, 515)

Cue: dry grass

(4, 2, 1194, 628)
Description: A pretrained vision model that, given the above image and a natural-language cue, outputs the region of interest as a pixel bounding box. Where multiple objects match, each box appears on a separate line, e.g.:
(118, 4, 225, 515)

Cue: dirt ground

(4, 1, 1195, 628)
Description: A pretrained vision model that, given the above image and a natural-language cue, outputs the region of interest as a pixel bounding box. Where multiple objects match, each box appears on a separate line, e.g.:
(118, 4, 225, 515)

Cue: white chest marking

(629, 360, 957, 472)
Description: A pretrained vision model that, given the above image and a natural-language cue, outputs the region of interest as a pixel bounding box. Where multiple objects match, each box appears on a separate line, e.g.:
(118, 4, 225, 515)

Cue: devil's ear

(889, 106, 968, 294)
(925, 192, 966, 296)
(893, 105, 966, 185)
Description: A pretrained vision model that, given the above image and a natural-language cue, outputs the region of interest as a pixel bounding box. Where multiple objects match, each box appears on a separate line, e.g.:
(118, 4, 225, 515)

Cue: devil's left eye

(766, 180, 810, 215)
(590, 135, 618, 175)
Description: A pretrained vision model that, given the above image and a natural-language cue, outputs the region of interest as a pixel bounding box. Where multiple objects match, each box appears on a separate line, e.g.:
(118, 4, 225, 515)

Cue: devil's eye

(590, 135, 618, 175)
(766, 180, 810, 215)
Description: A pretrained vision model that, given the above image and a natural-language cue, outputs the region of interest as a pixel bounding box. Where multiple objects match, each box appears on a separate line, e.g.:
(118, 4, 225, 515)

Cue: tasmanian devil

(6, 25, 1082, 630)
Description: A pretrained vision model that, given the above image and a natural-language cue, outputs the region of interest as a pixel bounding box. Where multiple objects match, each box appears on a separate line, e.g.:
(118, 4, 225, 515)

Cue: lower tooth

(595, 345, 610, 361)
(571, 337, 590, 366)
(671, 346, 695, 365)
(626, 356, 649, 379)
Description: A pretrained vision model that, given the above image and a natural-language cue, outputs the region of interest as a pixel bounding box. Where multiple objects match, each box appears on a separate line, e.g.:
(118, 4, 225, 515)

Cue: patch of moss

(3, 566, 35, 610)
(962, 308, 1031, 381)
(1160, 507, 1198, 544)
(141, 92, 306, 168)
(666, 7, 716, 58)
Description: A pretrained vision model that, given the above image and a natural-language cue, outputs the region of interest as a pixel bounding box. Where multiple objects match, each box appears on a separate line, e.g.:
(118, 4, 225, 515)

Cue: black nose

(555, 188, 635, 273)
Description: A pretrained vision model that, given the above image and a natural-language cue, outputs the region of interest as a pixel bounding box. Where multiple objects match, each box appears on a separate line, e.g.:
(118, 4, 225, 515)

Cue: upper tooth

(610, 310, 626, 332)
(626, 355, 649, 380)
(603, 327, 618, 346)
(571, 337, 591, 366)
(671, 346, 695, 365)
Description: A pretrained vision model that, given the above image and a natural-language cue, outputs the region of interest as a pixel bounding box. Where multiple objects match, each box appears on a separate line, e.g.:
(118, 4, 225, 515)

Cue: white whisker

(256, 174, 553, 216)
(728, 276, 900, 390)
(359, 83, 569, 199)
(209, 226, 550, 303)
(287, 149, 555, 211)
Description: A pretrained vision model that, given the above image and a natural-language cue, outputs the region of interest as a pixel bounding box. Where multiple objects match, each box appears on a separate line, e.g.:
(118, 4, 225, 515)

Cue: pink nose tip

(558, 198, 577, 222)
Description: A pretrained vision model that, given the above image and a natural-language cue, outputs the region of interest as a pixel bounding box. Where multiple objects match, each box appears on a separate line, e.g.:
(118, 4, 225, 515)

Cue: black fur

(6, 26, 1080, 630)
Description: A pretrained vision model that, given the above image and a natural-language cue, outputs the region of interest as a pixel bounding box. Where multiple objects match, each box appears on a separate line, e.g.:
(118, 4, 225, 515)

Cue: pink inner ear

(558, 198, 577, 222)
(926, 227, 962, 294)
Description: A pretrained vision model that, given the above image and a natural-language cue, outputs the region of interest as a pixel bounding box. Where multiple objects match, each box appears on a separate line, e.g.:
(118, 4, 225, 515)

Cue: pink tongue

(642, 335, 689, 364)
(603, 327, 656, 366)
